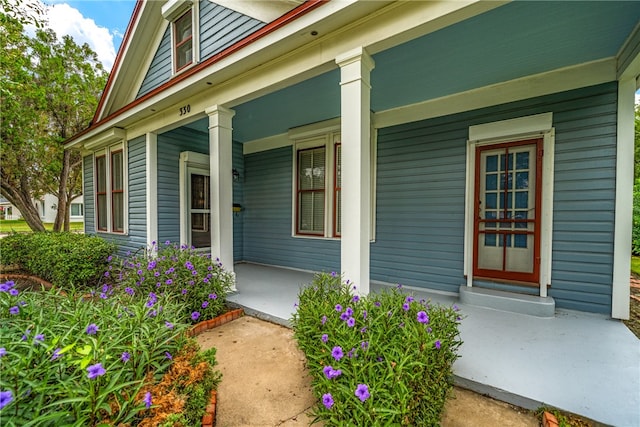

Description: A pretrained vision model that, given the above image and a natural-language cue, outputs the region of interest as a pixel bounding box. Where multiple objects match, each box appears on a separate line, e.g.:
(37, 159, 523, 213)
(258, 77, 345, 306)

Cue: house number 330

(179, 104, 191, 116)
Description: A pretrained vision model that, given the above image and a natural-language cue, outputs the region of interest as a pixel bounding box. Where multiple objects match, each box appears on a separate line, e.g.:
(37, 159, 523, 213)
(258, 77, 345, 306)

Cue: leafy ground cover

(0, 240, 231, 426)
(0, 219, 83, 234)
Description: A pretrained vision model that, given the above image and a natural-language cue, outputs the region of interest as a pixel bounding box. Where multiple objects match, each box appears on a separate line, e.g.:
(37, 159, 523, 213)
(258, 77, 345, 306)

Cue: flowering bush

(291, 273, 462, 426)
(0, 280, 220, 426)
(103, 241, 234, 324)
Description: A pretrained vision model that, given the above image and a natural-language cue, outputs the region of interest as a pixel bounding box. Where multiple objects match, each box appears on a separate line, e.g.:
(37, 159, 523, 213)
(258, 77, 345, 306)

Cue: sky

(36, 0, 136, 71)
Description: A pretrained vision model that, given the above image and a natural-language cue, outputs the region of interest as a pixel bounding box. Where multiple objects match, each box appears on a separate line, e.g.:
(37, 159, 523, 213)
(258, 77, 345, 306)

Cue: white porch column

(205, 105, 236, 288)
(611, 77, 635, 319)
(145, 132, 158, 250)
(336, 47, 375, 295)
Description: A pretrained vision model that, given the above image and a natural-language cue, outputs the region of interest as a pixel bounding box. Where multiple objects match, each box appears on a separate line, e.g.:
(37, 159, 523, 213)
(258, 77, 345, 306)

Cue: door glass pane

(191, 174, 209, 210)
(191, 213, 211, 248)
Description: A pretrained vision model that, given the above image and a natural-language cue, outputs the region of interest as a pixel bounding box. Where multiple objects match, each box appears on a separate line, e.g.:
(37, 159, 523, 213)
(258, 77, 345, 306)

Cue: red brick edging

(189, 308, 244, 427)
(542, 411, 559, 427)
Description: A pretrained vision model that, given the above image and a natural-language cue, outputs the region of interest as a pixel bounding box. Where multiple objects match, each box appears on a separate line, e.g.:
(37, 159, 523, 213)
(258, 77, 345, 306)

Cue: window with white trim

(70, 203, 84, 217)
(162, 0, 199, 74)
(95, 144, 125, 233)
(291, 120, 376, 240)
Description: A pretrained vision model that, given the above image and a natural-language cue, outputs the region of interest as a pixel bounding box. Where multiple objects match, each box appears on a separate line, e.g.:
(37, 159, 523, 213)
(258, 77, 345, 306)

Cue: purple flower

(331, 271, 337, 277)
(51, 348, 62, 361)
(360, 327, 367, 333)
(352, 295, 360, 303)
(86, 324, 99, 335)
(0, 390, 13, 410)
(192, 270, 198, 276)
(165, 321, 174, 329)
(34, 334, 45, 342)
(374, 301, 381, 307)
(9, 306, 19, 315)
(182, 289, 188, 295)
(0, 348, 5, 357)
(331, 346, 343, 361)
(453, 304, 459, 311)
(321, 334, 328, 343)
(121, 352, 131, 363)
(435, 340, 441, 350)
(191, 311, 200, 321)
(9, 289, 18, 296)
(125, 287, 134, 296)
(402, 303, 410, 311)
(165, 240, 171, 245)
(323, 366, 342, 379)
(87, 363, 106, 379)
(202, 301, 209, 308)
(361, 341, 369, 350)
(99, 292, 108, 299)
(154, 272, 160, 277)
(362, 310, 367, 320)
(335, 304, 342, 312)
(340, 312, 350, 321)
(165, 352, 172, 360)
(144, 391, 152, 408)
(405, 296, 414, 303)
(137, 269, 143, 275)
(165, 279, 173, 285)
(355, 384, 370, 402)
(321, 315, 327, 325)
(209, 293, 217, 300)
(417, 311, 429, 324)
(347, 317, 356, 328)
(322, 393, 334, 409)
(347, 348, 356, 358)
(345, 307, 353, 317)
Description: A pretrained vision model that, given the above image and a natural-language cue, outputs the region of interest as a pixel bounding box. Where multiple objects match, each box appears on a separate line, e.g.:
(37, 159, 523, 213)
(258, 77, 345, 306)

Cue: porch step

(459, 285, 555, 318)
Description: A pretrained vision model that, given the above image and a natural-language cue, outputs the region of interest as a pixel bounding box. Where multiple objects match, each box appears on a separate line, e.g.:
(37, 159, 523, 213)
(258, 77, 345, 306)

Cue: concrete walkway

(228, 263, 640, 427)
(196, 315, 539, 427)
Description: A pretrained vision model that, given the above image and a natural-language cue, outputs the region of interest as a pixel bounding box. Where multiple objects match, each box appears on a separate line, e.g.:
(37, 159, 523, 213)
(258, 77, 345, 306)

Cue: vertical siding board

(242, 147, 339, 272)
(157, 127, 209, 245)
(369, 82, 617, 313)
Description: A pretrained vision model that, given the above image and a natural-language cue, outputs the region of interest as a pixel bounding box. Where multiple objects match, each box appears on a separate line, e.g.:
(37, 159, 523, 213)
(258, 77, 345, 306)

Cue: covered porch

(229, 262, 639, 427)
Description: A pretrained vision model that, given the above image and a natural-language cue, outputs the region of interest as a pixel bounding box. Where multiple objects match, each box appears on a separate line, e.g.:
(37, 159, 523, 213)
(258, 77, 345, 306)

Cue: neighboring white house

(0, 195, 84, 223)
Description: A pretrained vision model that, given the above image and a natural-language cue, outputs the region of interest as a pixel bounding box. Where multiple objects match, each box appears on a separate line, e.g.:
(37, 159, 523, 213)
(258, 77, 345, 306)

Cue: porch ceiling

(229, 1, 640, 143)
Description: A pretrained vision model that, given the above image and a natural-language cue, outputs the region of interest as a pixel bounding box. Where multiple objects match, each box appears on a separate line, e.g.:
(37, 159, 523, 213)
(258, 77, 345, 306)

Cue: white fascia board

(375, 58, 615, 129)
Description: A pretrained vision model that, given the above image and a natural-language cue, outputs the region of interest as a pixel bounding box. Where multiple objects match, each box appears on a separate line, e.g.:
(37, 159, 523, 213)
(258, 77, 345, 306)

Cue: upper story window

(162, 0, 199, 74)
(174, 10, 193, 71)
(95, 144, 126, 234)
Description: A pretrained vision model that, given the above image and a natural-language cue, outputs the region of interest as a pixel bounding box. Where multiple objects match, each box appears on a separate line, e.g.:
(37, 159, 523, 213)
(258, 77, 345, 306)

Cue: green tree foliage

(0, 7, 107, 231)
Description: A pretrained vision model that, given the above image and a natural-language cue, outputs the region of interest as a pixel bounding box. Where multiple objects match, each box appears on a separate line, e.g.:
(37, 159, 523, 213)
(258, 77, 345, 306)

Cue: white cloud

(27, 2, 117, 71)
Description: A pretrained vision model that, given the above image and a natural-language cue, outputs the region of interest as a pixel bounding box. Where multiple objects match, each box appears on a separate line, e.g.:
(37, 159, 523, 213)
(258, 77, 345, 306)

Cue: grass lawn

(0, 219, 84, 234)
(631, 256, 640, 278)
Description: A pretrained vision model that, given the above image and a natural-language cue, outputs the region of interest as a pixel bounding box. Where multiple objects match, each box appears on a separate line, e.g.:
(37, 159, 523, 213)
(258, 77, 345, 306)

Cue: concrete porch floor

(228, 262, 640, 427)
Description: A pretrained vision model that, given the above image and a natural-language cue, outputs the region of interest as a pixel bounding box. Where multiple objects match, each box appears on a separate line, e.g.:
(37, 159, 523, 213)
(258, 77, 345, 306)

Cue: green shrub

(291, 273, 462, 426)
(104, 241, 234, 324)
(0, 232, 116, 288)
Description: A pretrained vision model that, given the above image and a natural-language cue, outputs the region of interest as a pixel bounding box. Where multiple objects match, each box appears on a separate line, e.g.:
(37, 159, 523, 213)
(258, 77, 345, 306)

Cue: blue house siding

(157, 127, 209, 244)
(137, 26, 171, 98)
(137, 1, 265, 99)
(233, 140, 244, 262)
(242, 146, 340, 271)
(82, 138, 147, 256)
(371, 82, 617, 313)
(125, 136, 148, 253)
(200, 2, 265, 60)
